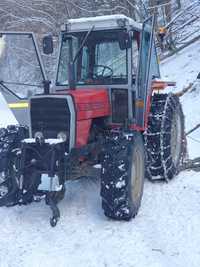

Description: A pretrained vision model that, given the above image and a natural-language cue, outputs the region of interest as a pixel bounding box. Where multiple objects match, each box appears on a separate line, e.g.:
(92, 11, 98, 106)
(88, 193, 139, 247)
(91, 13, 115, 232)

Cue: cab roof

(63, 14, 142, 32)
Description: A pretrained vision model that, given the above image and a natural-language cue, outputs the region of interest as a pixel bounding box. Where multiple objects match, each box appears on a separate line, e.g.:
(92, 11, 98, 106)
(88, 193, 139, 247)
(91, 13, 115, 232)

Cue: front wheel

(100, 132, 145, 220)
(0, 125, 28, 206)
(0, 149, 20, 206)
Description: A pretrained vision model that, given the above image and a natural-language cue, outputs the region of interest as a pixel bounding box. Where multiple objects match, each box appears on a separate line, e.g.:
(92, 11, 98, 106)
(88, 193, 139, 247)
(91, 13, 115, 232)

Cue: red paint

(57, 88, 110, 120)
(144, 94, 152, 130)
(130, 124, 145, 131)
(56, 88, 111, 146)
(134, 31, 140, 47)
(152, 80, 176, 90)
(76, 119, 92, 147)
(109, 123, 145, 132)
(55, 83, 167, 146)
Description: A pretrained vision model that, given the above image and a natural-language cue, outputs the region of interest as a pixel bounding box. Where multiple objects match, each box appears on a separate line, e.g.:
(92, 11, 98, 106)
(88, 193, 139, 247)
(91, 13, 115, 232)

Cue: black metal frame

(17, 140, 67, 226)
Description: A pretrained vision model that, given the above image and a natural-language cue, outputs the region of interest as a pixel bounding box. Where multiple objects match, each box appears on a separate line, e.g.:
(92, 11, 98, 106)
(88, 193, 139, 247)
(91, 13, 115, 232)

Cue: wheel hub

(171, 110, 182, 166)
(131, 149, 143, 201)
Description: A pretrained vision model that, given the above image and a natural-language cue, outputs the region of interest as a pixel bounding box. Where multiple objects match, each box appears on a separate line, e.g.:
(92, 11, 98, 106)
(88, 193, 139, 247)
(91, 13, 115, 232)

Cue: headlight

(57, 132, 67, 142)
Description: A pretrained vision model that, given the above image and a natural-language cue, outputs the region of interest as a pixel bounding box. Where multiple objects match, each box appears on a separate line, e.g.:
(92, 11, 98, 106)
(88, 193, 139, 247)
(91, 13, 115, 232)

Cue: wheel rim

(131, 148, 143, 202)
(171, 110, 182, 166)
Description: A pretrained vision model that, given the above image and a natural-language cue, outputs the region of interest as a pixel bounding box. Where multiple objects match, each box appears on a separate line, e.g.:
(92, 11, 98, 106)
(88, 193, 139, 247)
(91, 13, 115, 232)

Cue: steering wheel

(93, 65, 113, 79)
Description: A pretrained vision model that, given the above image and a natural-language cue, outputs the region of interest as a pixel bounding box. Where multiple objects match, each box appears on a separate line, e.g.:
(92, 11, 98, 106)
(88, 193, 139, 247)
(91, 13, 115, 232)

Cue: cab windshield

(56, 30, 128, 86)
(0, 33, 46, 99)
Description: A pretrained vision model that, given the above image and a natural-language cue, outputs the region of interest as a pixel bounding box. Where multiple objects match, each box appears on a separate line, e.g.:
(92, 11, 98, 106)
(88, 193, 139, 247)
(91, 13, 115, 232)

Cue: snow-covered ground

(161, 39, 200, 159)
(0, 40, 200, 267)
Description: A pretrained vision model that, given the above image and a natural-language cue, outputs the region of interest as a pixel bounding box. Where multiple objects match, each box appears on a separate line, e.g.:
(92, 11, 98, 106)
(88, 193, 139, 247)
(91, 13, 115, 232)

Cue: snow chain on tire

(0, 125, 29, 205)
(100, 132, 145, 220)
(144, 93, 185, 181)
(0, 125, 29, 172)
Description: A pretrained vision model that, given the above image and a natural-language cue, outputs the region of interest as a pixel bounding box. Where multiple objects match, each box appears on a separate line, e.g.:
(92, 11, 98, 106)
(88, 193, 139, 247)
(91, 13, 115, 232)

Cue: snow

(115, 179, 125, 189)
(0, 93, 17, 127)
(1, 174, 200, 267)
(23, 138, 64, 145)
(161, 40, 200, 91)
(65, 14, 142, 33)
(1, 34, 200, 267)
(161, 39, 200, 159)
(68, 14, 135, 24)
(67, 14, 142, 30)
(38, 174, 62, 191)
(0, 36, 5, 57)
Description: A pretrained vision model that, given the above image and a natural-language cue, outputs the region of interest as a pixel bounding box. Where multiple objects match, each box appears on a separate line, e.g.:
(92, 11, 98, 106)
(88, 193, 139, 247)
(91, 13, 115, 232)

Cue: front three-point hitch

(15, 134, 67, 227)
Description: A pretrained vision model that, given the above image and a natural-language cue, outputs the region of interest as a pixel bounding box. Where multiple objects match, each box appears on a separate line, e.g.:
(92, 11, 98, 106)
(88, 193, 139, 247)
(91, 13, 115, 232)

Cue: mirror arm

(68, 62, 76, 90)
(43, 80, 51, 94)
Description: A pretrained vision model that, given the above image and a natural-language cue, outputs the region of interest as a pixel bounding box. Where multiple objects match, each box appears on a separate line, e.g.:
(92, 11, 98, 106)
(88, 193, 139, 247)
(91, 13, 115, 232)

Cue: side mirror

(43, 35, 53, 55)
(118, 31, 131, 50)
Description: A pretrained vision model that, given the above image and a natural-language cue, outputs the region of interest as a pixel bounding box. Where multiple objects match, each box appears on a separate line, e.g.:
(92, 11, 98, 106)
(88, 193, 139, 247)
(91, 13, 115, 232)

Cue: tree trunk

(176, 0, 181, 9)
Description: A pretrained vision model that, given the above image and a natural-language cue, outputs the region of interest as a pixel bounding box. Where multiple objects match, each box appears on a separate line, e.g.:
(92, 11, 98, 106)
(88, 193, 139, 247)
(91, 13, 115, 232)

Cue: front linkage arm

(20, 139, 67, 226)
(0, 133, 68, 227)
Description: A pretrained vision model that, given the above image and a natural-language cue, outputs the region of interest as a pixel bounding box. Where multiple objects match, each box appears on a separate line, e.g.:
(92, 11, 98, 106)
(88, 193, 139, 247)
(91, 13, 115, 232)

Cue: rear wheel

(145, 94, 185, 181)
(100, 132, 145, 220)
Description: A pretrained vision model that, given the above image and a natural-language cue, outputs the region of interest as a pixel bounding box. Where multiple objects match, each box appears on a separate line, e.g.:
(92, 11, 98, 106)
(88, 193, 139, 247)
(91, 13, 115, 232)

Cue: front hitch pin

(35, 132, 45, 145)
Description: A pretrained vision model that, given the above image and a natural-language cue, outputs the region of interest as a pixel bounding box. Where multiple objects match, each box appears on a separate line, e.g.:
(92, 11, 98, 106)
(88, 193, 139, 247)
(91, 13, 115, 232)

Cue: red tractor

(0, 15, 185, 226)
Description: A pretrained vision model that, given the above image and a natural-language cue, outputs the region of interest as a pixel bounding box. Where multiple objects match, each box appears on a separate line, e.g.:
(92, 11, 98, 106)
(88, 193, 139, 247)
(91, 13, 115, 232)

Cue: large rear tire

(100, 132, 145, 220)
(145, 94, 185, 181)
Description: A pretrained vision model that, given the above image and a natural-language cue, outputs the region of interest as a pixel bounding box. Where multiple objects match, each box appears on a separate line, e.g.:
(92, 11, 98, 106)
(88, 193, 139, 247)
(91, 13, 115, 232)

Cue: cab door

(135, 15, 160, 129)
(0, 32, 47, 125)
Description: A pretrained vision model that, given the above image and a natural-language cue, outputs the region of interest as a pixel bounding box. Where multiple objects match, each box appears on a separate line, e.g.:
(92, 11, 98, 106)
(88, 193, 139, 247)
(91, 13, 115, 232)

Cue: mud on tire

(144, 93, 185, 181)
(100, 132, 145, 220)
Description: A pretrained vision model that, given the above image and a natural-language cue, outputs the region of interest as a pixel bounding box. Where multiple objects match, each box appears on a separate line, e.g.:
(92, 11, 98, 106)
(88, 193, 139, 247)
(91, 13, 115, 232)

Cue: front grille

(30, 97, 71, 139)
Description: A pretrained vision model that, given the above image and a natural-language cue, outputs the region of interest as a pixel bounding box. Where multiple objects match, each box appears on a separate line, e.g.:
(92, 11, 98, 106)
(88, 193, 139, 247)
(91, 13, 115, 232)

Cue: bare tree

(0, 0, 198, 61)
(176, 0, 181, 9)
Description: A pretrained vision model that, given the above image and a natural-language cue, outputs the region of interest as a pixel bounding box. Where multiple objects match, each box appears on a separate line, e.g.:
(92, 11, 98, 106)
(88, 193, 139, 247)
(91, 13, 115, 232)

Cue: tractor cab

(55, 15, 160, 129)
(0, 15, 160, 131)
(56, 15, 159, 86)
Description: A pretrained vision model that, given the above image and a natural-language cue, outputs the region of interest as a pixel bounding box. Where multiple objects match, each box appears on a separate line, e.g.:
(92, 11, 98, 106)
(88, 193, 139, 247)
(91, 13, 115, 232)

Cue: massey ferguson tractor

(0, 14, 185, 226)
